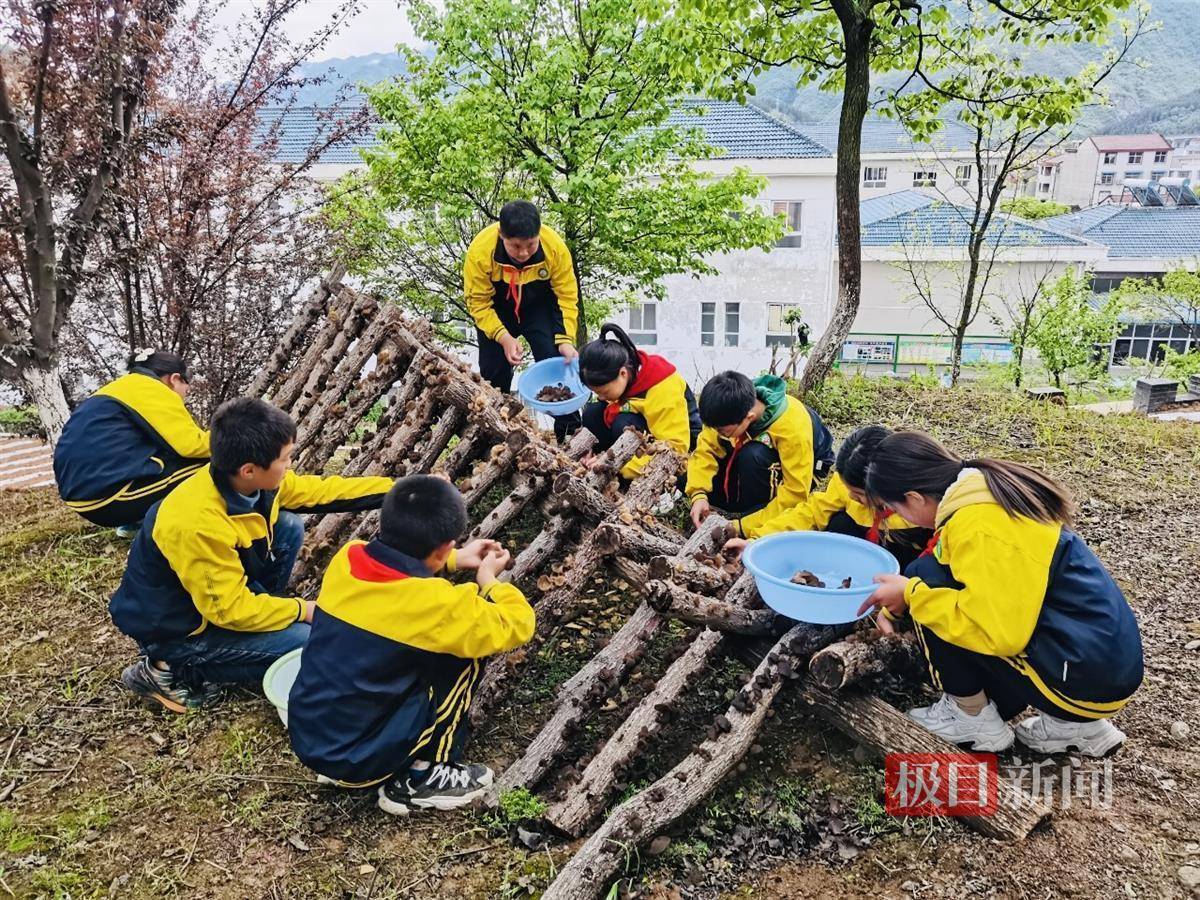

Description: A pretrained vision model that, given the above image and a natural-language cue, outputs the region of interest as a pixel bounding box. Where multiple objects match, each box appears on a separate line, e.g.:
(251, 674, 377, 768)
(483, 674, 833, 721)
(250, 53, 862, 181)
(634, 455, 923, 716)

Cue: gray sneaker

(120, 658, 208, 714)
(1015, 713, 1126, 757)
(907, 694, 1015, 752)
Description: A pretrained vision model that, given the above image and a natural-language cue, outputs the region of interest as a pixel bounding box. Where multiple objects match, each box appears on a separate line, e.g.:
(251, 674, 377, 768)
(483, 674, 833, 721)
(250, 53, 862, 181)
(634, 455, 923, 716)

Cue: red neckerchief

(865, 507, 895, 545)
(918, 529, 941, 558)
(501, 264, 526, 321)
(347, 543, 410, 583)
(602, 352, 677, 427)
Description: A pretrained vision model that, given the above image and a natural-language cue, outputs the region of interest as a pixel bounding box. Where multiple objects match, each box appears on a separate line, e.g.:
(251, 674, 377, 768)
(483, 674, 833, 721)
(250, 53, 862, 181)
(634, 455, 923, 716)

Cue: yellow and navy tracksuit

(53, 370, 210, 526)
(287, 539, 535, 784)
(904, 469, 1143, 722)
(109, 466, 392, 648)
(748, 472, 932, 569)
(466, 222, 579, 394)
(686, 375, 834, 535)
(580, 352, 702, 479)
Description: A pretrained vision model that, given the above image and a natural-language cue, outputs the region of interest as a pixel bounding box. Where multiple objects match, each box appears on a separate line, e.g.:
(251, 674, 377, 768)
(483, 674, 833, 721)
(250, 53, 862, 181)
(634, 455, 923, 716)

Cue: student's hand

(477, 548, 512, 587)
(558, 343, 578, 362)
(302, 600, 317, 624)
(722, 537, 749, 559)
(456, 538, 503, 570)
(857, 574, 910, 623)
(581, 452, 606, 471)
(500, 333, 524, 366)
(873, 610, 896, 635)
(690, 498, 711, 529)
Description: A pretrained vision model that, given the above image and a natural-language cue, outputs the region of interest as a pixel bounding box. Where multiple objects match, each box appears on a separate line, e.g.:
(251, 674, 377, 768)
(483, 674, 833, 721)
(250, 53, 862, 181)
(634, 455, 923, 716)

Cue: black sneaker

(376, 778, 412, 817)
(404, 762, 494, 811)
(120, 658, 206, 714)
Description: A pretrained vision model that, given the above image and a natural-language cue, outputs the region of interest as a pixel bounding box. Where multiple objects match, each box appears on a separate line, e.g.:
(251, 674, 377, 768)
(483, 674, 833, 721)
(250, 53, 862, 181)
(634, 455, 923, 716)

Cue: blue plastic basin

(742, 531, 899, 625)
(262, 647, 303, 728)
(516, 357, 589, 415)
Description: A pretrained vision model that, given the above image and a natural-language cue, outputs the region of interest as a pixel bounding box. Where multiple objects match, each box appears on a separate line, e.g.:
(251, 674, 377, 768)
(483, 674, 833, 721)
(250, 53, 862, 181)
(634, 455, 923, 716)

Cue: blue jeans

(144, 511, 309, 685)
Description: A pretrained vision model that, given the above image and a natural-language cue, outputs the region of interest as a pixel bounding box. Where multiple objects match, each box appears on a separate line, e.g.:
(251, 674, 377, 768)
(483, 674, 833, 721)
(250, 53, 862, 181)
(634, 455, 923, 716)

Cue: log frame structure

(263, 273, 1052, 900)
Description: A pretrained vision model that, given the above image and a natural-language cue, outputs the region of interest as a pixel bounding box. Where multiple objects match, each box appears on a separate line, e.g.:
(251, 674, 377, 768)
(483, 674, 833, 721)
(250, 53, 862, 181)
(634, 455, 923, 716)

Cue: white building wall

(1052, 141, 1101, 208)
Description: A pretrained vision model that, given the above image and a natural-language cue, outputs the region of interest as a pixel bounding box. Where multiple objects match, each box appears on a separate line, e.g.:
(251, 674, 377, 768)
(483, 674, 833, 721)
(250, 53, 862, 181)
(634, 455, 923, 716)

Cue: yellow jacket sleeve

(98, 376, 210, 459)
(744, 472, 849, 539)
(542, 227, 579, 346)
(464, 226, 507, 341)
(904, 509, 1055, 657)
(685, 426, 725, 502)
(163, 521, 305, 633)
(401, 580, 536, 660)
(621, 374, 693, 480)
(738, 400, 814, 536)
(277, 470, 393, 514)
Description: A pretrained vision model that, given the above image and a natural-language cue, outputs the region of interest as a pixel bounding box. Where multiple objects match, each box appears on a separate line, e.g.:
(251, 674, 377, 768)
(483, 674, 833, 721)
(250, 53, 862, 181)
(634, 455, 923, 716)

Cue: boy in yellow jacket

(686, 372, 833, 536)
(110, 398, 393, 713)
(465, 200, 581, 441)
(288, 476, 535, 815)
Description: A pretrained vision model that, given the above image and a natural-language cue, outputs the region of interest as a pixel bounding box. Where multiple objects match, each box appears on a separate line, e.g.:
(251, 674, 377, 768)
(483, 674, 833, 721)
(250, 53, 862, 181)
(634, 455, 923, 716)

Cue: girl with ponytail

(578, 323, 701, 480)
(54, 349, 210, 532)
(860, 431, 1142, 758)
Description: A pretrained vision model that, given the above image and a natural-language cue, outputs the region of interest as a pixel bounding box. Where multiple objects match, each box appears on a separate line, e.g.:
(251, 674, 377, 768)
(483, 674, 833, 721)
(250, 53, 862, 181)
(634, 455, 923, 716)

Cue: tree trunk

(798, 9, 872, 394)
(21, 358, 70, 445)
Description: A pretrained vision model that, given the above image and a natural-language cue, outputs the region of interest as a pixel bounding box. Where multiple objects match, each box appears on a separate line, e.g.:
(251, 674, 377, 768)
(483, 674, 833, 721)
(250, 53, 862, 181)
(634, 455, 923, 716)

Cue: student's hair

(498, 200, 541, 239)
(210, 398, 298, 477)
(865, 431, 1074, 525)
(379, 475, 468, 559)
(128, 348, 189, 382)
(698, 371, 757, 428)
(579, 323, 641, 389)
(836, 425, 893, 491)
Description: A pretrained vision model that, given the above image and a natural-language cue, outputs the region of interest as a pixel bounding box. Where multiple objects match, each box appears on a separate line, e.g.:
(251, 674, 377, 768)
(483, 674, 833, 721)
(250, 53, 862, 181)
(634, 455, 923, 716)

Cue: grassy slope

(0, 378, 1196, 898)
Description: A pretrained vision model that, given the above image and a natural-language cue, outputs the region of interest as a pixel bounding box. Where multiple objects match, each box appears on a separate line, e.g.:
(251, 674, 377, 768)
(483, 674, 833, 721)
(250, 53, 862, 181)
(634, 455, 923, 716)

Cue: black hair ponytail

(578, 322, 641, 389)
(835, 425, 893, 490)
(128, 348, 189, 382)
(865, 431, 1074, 525)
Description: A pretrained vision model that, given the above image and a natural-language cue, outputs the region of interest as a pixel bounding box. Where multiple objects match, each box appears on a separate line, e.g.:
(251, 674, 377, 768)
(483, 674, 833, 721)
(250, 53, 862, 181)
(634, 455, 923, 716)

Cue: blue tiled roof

(668, 100, 831, 159)
(800, 115, 979, 154)
(260, 107, 379, 165)
(858, 190, 1091, 247)
(1042, 206, 1200, 258)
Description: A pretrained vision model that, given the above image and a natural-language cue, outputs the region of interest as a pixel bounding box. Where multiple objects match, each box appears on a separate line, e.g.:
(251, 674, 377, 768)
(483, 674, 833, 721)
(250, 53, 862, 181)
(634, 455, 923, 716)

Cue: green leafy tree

(329, 0, 783, 343)
(1000, 197, 1072, 220)
(1113, 266, 1200, 335)
(658, 0, 1141, 393)
(1030, 268, 1125, 388)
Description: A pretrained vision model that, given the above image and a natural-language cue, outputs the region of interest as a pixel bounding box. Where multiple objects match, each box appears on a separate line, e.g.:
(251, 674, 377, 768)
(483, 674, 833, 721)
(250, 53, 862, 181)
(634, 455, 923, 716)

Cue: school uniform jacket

(464, 222, 579, 347)
(109, 466, 392, 647)
(906, 469, 1143, 718)
(287, 539, 535, 782)
(53, 370, 210, 513)
(747, 472, 917, 540)
(685, 376, 817, 537)
(601, 352, 701, 479)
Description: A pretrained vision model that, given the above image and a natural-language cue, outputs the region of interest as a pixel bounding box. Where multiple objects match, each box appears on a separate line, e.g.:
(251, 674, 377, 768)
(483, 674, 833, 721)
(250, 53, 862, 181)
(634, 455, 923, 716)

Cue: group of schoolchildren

(51, 200, 1142, 820)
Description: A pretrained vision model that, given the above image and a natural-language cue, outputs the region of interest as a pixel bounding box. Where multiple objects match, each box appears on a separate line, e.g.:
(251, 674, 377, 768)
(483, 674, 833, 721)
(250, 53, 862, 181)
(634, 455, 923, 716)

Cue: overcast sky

(209, 1, 417, 61)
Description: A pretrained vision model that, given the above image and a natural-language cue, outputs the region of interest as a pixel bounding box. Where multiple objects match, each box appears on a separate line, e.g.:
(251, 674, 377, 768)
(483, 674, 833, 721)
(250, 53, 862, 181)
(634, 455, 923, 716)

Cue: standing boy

(288, 476, 535, 814)
(686, 372, 834, 538)
(464, 200, 581, 441)
(110, 398, 393, 713)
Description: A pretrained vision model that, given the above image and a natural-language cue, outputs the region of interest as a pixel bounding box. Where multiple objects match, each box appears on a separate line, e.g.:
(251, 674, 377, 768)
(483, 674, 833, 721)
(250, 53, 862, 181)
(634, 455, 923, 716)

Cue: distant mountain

(303, 1, 1200, 135)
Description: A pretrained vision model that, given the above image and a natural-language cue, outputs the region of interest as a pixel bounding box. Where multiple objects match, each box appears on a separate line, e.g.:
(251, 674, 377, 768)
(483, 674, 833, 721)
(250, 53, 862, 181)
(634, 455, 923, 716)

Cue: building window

(1099, 172, 1115, 185)
(863, 166, 887, 188)
(772, 201, 803, 248)
(1042, 165, 1054, 176)
(628, 302, 657, 346)
(700, 302, 715, 347)
(724, 303, 740, 347)
(913, 171, 937, 187)
(1039, 183, 1050, 193)
(1154, 150, 1168, 163)
(765, 303, 803, 348)
(954, 164, 973, 187)
(1128, 151, 1143, 164)
(1151, 170, 1167, 180)
(1102, 152, 1117, 164)
(1124, 171, 1142, 181)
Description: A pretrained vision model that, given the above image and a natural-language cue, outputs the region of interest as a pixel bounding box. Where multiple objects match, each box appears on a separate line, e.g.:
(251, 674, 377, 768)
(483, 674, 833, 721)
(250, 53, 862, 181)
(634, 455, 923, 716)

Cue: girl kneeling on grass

(723, 425, 931, 570)
(578, 323, 701, 480)
(860, 431, 1143, 757)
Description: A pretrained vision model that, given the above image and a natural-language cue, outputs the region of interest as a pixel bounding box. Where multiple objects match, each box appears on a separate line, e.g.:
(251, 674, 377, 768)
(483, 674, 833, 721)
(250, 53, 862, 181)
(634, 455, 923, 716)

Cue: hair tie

(133, 347, 155, 363)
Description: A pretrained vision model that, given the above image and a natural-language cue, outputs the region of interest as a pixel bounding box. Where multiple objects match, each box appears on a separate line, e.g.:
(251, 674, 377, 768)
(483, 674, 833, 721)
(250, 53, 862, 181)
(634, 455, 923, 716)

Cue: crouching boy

(287, 475, 535, 815)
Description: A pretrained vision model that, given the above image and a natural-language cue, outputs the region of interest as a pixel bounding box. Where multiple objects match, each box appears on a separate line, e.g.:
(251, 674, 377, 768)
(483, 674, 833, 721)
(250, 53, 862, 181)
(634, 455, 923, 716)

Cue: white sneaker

(1015, 714, 1125, 757)
(907, 694, 1015, 752)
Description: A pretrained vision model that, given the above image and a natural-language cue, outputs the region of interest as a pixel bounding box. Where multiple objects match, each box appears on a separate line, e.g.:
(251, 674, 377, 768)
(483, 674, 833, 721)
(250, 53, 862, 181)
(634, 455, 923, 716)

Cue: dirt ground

(0, 378, 1198, 899)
